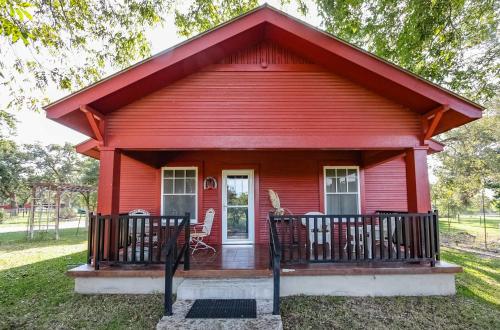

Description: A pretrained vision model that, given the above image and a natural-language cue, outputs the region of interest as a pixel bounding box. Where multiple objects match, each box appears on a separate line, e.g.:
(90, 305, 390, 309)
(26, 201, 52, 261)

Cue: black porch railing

(268, 211, 440, 315)
(88, 213, 190, 270)
(87, 212, 191, 315)
(269, 211, 440, 266)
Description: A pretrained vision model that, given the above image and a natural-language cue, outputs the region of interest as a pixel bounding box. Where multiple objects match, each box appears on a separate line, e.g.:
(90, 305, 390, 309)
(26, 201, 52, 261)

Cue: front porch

(69, 211, 462, 315)
(69, 243, 460, 296)
(79, 148, 453, 315)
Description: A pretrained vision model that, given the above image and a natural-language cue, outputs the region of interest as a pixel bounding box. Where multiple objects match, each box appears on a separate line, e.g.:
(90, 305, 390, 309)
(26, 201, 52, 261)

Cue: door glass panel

(227, 207, 249, 239)
(225, 175, 250, 240)
(226, 175, 249, 206)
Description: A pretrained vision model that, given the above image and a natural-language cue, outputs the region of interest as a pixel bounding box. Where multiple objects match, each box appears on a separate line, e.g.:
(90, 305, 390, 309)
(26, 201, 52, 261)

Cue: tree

(23, 143, 99, 217)
(174, 0, 259, 37)
(78, 157, 98, 212)
(1, 0, 172, 127)
(0, 139, 26, 206)
(23, 142, 82, 184)
(314, 0, 499, 104)
(432, 107, 499, 214)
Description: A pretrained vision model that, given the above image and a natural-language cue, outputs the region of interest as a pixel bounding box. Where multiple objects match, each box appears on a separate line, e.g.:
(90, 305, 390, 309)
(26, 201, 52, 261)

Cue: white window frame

(323, 166, 361, 215)
(161, 166, 198, 223)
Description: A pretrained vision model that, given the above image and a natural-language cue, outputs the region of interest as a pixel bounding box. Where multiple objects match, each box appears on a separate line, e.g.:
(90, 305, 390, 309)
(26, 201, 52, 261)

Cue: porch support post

(405, 147, 431, 212)
(97, 147, 121, 214)
(97, 147, 121, 261)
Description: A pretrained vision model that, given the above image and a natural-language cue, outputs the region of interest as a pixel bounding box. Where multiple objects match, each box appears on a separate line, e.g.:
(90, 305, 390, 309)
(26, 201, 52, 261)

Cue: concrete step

(157, 300, 282, 330)
(176, 278, 274, 300)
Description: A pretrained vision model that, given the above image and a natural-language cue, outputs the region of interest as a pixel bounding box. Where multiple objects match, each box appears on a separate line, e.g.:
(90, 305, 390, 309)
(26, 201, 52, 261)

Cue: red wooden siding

(119, 155, 159, 214)
(363, 157, 408, 213)
(105, 42, 421, 149)
(116, 151, 409, 244)
(219, 41, 310, 64)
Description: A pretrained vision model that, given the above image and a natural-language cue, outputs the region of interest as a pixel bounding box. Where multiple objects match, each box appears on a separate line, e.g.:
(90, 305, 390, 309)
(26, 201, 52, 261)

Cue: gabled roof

(44, 4, 482, 139)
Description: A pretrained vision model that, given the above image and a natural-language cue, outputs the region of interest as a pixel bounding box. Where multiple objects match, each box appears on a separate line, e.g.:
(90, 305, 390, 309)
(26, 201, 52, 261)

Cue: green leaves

(174, 0, 259, 37)
(0, 0, 173, 122)
(314, 0, 499, 105)
(0, 0, 35, 45)
(432, 105, 500, 213)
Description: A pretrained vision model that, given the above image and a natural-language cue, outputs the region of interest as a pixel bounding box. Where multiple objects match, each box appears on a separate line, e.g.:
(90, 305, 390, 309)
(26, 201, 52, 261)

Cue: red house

(45, 5, 481, 315)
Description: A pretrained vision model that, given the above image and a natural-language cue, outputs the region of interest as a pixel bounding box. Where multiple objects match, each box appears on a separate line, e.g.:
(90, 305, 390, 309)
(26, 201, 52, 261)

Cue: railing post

(268, 213, 273, 269)
(87, 212, 93, 264)
(184, 212, 190, 271)
(268, 216, 281, 315)
(95, 213, 101, 270)
(434, 210, 440, 261)
(273, 254, 280, 315)
(164, 245, 174, 316)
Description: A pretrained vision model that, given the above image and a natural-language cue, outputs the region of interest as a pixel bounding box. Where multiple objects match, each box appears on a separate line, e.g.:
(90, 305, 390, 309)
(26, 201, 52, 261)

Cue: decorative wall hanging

(203, 176, 218, 190)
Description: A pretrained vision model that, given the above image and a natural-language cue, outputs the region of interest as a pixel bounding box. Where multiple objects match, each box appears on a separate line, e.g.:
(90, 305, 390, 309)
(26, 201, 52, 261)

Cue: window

(324, 167, 360, 214)
(162, 167, 197, 221)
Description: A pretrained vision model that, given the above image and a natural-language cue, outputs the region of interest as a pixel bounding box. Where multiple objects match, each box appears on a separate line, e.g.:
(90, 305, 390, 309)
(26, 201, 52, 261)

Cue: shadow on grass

(0, 228, 88, 253)
(442, 248, 499, 307)
(0, 251, 163, 330)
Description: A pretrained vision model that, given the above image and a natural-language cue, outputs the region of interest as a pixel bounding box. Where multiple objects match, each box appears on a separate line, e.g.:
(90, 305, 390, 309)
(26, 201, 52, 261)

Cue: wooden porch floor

(68, 244, 461, 279)
(189, 244, 269, 270)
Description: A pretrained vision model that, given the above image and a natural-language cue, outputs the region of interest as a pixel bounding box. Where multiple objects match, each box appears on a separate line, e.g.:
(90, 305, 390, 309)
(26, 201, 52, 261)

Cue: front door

(222, 170, 254, 244)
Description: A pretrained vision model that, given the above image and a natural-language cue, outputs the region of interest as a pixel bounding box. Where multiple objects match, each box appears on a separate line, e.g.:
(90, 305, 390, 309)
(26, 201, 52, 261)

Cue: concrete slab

(177, 278, 273, 300)
(157, 300, 282, 330)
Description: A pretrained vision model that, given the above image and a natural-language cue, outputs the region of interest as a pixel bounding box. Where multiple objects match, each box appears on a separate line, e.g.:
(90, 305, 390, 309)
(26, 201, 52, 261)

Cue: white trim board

(221, 169, 255, 244)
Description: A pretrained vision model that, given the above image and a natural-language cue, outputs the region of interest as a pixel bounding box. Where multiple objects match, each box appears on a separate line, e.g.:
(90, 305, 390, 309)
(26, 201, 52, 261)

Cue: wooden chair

(190, 208, 216, 254)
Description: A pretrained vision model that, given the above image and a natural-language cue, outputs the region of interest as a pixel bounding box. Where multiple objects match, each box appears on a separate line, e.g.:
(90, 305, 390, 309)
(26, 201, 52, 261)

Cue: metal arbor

(28, 182, 95, 239)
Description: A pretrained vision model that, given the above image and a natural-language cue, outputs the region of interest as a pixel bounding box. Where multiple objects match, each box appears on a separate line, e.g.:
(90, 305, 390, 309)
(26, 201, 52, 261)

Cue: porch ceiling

(102, 149, 423, 167)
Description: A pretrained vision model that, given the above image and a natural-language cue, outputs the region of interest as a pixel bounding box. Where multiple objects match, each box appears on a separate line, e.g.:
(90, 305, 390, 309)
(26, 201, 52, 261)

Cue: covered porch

(78, 147, 449, 315)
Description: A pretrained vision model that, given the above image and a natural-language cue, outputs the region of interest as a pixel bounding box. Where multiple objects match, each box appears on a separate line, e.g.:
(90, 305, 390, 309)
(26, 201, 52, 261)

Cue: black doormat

(185, 299, 257, 319)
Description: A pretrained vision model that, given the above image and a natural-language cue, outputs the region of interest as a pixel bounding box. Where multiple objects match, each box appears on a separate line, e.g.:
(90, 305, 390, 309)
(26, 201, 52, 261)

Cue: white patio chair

(190, 208, 216, 254)
(128, 209, 151, 259)
(302, 212, 331, 256)
(365, 216, 397, 258)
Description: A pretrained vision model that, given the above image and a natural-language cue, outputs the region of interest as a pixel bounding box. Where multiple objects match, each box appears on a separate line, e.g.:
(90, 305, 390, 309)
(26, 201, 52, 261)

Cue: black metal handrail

(164, 213, 190, 316)
(268, 214, 281, 315)
(88, 212, 191, 315)
(270, 211, 439, 266)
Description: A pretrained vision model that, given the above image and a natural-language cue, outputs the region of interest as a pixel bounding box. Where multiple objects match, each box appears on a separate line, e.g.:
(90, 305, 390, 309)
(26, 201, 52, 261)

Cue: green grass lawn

(1, 229, 499, 329)
(0, 229, 163, 329)
(440, 215, 500, 251)
(282, 248, 499, 329)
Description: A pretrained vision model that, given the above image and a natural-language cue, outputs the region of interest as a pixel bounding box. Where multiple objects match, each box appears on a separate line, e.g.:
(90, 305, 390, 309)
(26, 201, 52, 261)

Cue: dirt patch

(441, 230, 500, 255)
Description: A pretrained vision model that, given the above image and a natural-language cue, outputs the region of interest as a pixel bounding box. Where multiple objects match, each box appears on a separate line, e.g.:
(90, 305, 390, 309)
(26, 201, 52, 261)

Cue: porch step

(157, 300, 282, 329)
(176, 278, 273, 300)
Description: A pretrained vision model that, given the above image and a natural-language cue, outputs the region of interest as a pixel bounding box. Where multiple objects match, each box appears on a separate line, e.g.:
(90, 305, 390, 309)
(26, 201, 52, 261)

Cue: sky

(5, 0, 320, 146)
